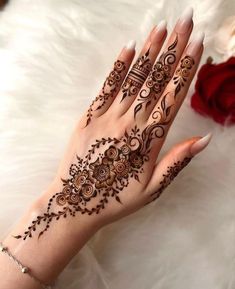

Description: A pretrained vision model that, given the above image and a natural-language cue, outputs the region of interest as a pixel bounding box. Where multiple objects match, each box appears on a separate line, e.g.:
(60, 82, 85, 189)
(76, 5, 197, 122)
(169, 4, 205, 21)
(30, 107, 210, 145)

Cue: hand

(14, 8, 211, 241)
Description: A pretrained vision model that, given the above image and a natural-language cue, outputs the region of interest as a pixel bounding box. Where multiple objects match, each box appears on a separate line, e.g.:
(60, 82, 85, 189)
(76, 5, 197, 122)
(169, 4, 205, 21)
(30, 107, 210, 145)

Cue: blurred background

(0, 1, 234, 288)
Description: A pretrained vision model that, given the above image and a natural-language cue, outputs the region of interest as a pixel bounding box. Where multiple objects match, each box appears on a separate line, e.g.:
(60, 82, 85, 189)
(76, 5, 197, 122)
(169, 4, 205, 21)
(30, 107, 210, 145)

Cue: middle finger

(125, 7, 194, 122)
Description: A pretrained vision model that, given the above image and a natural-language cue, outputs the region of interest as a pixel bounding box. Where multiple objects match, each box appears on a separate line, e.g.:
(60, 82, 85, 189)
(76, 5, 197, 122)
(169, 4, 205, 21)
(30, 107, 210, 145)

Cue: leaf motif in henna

(134, 35, 178, 117)
(14, 54, 196, 241)
(85, 60, 126, 126)
(14, 115, 172, 240)
(134, 103, 143, 118)
(147, 157, 192, 205)
(173, 55, 195, 99)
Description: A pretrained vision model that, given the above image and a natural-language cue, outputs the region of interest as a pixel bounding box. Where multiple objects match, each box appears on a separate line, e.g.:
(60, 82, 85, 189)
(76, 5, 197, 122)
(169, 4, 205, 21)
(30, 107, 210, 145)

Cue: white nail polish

(157, 19, 167, 31)
(187, 32, 205, 56)
(180, 7, 194, 21)
(175, 7, 193, 33)
(125, 40, 136, 50)
(190, 132, 212, 156)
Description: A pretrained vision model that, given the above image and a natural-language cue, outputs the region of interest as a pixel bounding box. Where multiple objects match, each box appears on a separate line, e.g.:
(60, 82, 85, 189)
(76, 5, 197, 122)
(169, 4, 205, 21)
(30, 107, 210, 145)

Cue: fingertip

(190, 132, 212, 156)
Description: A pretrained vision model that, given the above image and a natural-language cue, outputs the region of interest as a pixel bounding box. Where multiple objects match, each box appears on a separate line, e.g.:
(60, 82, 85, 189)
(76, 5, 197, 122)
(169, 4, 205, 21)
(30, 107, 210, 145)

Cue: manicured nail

(187, 32, 205, 56)
(157, 19, 167, 31)
(175, 7, 193, 34)
(151, 20, 167, 42)
(125, 40, 136, 50)
(190, 132, 212, 156)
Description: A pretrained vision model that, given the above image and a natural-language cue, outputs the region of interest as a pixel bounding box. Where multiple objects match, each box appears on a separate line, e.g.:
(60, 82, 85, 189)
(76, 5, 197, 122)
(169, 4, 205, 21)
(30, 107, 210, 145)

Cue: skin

(0, 14, 207, 289)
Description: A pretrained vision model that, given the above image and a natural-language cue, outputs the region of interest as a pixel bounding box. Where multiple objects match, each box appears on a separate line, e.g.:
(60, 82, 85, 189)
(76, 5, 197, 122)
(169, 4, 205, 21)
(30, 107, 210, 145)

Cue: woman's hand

(14, 8, 210, 241)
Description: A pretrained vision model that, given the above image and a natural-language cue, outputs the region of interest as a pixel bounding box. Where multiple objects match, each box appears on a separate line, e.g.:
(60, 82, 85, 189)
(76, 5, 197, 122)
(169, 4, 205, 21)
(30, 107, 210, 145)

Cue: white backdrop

(0, 0, 235, 288)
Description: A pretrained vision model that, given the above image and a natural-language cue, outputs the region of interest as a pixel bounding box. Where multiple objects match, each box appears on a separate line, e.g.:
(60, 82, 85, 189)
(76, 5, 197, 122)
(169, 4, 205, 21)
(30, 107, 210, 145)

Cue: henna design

(121, 49, 151, 101)
(134, 35, 178, 118)
(85, 60, 126, 126)
(173, 55, 195, 98)
(151, 55, 195, 120)
(14, 52, 195, 240)
(14, 96, 174, 240)
(148, 157, 191, 204)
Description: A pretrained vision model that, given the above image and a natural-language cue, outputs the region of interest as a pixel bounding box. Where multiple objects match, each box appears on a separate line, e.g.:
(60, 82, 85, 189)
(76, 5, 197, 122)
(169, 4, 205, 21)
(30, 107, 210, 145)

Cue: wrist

(3, 181, 101, 285)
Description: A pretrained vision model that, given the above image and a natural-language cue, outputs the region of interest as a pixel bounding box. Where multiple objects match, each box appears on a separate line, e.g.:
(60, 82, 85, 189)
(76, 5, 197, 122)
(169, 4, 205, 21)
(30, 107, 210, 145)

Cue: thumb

(145, 133, 212, 205)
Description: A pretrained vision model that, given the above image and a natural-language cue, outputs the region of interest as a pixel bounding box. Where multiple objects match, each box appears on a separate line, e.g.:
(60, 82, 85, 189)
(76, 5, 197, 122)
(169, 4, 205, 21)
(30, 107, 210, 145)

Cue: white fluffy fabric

(0, 0, 235, 288)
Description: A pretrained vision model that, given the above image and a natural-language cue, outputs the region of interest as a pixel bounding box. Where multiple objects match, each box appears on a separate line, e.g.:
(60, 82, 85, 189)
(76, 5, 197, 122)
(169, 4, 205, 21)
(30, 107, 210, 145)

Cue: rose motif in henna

(134, 35, 178, 118)
(173, 55, 195, 98)
(14, 95, 174, 240)
(85, 60, 126, 126)
(14, 54, 195, 241)
(147, 157, 192, 204)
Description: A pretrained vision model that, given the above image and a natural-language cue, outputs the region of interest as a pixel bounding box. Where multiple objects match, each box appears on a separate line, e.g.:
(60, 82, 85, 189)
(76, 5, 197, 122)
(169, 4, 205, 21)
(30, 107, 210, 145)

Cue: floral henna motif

(121, 49, 151, 101)
(173, 55, 195, 98)
(14, 51, 195, 240)
(85, 60, 126, 126)
(147, 157, 192, 204)
(14, 96, 174, 240)
(134, 35, 178, 118)
(151, 55, 195, 121)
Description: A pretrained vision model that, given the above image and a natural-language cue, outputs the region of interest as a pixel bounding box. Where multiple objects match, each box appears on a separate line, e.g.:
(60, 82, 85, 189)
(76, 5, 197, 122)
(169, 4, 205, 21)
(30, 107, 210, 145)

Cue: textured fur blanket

(0, 0, 235, 288)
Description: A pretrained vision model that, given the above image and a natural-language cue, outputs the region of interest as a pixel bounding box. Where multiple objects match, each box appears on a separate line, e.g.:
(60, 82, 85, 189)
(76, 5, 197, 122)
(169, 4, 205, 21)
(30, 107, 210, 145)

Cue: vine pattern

(147, 157, 192, 204)
(14, 97, 173, 240)
(85, 60, 126, 126)
(14, 55, 195, 240)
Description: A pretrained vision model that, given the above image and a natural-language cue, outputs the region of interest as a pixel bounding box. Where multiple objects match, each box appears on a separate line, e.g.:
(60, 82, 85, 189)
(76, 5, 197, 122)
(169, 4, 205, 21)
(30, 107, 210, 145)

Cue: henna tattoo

(134, 35, 178, 118)
(151, 55, 195, 120)
(121, 49, 151, 101)
(14, 52, 196, 240)
(148, 157, 191, 204)
(14, 96, 175, 240)
(173, 56, 195, 98)
(85, 60, 126, 126)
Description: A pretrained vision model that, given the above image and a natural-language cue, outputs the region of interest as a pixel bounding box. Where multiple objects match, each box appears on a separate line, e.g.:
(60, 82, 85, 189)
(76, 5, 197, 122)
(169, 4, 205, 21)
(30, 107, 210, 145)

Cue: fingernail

(190, 132, 212, 156)
(125, 40, 136, 51)
(187, 32, 205, 56)
(157, 19, 167, 31)
(151, 20, 167, 42)
(175, 7, 193, 34)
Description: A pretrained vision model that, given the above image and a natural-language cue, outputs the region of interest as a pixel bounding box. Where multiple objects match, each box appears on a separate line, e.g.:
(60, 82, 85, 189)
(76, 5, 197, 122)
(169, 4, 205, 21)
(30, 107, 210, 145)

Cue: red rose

(191, 57, 235, 125)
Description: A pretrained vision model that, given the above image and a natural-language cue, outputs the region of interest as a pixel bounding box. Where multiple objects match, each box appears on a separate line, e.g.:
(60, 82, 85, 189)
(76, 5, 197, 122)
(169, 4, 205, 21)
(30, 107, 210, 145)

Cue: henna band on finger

(14, 54, 196, 241)
(121, 49, 151, 101)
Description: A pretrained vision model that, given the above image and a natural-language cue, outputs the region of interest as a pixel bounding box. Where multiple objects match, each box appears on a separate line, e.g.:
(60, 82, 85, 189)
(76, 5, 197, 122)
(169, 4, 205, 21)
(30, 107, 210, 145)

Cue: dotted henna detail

(121, 49, 151, 101)
(173, 55, 195, 98)
(85, 60, 126, 126)
(14, 51, 196, 240)
(148, 157, 192, 204)
(134, 35, 178, 118)
(150, 55, 195, 121)
(14, 94, 175, 240)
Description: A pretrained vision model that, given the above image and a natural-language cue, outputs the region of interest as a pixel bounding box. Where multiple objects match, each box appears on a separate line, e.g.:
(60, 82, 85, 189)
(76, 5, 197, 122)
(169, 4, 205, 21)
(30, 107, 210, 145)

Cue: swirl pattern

(85, 60, 126, 126)
(134, 35, 178, 118)
(121, 49, 151, 100)
(14, 54, 195, 241)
